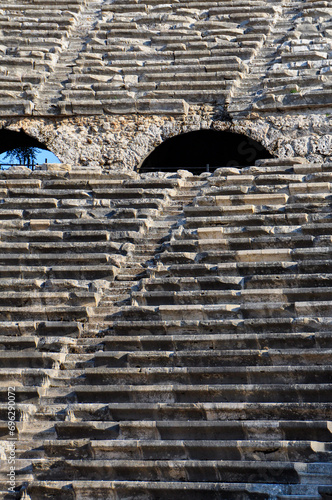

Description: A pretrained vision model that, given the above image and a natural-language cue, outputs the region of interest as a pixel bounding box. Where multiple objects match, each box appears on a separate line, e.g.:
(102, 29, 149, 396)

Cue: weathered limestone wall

(2, 111, 332, 171)
(0, 0, 331, 171)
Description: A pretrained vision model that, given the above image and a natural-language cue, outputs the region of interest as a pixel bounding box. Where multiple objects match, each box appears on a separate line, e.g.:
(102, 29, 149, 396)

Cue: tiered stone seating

(0, 166, 194, 373)
(1, 1, 331, 117)
(60, 0, 280, 115)
(0, 165, 212, 499)
(0, 0, 86, 115)
(2, 159, 331, 499)
(0, 0, 283, 116)
(229, 0, 332, 116)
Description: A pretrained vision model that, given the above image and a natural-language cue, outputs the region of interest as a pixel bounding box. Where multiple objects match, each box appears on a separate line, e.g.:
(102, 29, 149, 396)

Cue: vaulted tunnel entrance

(0, 128, 60, 169)
(139, 130, 273, 174)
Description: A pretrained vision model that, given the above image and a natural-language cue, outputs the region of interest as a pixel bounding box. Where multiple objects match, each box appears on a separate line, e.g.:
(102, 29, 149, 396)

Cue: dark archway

(0, 128, 59, 169)
(139, 130, 273, 174)
(0, 128, 47, 154)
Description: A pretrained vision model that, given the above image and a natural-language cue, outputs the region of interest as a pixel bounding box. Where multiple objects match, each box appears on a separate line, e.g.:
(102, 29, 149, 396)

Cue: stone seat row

(0, 480, 273, 500)
(183, 203, 332, 219)
(1, 456, 302, 484)
(97, 160, 332, 497)
(80, 330, 332, 351)
(141, 272, 332, 291)
(117, 300, 332, 322)
(1, 0, 83, 7)
(0, 186, 172, 198)
(52, 419, 332, 441)
(28, 382, 332, 406)
(0, 18, 76, 28)
(0, 206, 160, 219)
(1, 363, 331, 387)
(0, 315, 329, 337)
(37, 439, 332, 463)
(147, 260, 332, 279)
(131, 287, 332, 305)
(75, 366, 331, 391)
(0, 278, 104, 294)
(0, 240, 128, 254)
(1, 161, 331, 499)
(0, 265, 116, 280)
(180, 227, 332, 243)
(1, 327, 331, 351)
(73, 57, 247, 72)
(0, 218, 148, 231)
(11, 479, 328, 500)
(4, 399, 330, 425)
(86, 350, 332, 369)
(112, 314, 332, 337)
(1, 169, 330, 189)
(164, 233, 332, 253)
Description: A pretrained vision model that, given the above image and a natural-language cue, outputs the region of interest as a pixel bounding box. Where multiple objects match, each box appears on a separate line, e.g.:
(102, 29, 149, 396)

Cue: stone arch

(0, 128, 49, 155)
(138, 129, 273, 174)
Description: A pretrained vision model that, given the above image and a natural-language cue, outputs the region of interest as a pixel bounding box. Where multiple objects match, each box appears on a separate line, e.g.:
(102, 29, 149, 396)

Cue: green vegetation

(4, 146, 37, 168)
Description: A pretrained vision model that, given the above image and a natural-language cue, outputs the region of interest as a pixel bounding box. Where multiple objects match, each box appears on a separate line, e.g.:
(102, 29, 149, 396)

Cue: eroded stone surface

(0, 162, 331, 500)
(1, 112, 332, 171)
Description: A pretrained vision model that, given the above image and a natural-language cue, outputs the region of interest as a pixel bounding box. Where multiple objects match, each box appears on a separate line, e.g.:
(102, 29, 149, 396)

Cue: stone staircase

(229, 0, 332, 117)
(0, 0, 282, 117)
(0, 0, 86, 116)
(0, 160, 332, 499)
(1, 1, 331, 118)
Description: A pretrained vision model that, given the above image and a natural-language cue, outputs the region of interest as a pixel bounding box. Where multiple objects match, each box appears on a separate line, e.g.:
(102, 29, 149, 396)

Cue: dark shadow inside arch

(0, 128, 48, 154)
(139, 130, 273, 174)
(0, 128, 60, 168)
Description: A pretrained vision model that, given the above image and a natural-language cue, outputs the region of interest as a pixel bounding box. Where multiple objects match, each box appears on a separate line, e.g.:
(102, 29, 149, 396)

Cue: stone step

(14, 480, 283, 500)
(300, 473, 332, 485)
(4, 186, 169, 199)
(0, 305, 88, 322)
(92, 350, 332, 369)
(0, 218, 149, 231)
(0, 253, 118, 266)
(0, 229, 143, 243)
(0, 321, 81, 337)
(0, 387, 38, 402)
(86, 179, 177, 190)
(169, 235, 327, 252)
(277, 496, 320, 500)
(158, 247, 332, 265)
(40, 383, 332, 405)
(188, 224, 332, 240)
(0, 241, 126, 254)
(18, 206, 159, 220)
(53, 420, 332, 442)
(3, 400, 331, 424)
(184, 216, 332, 234)
(119, 301, 332, 321)
(43, 439, 331, 462)
(99, 332, 332, 351)
(0, 291, 97, 307)
(0, 265, 116, 280)
(112, 316, 332, 336)
(82, 365, 332, 386)
(0, 279, 95, 291)
(141, 274, 332, 292)
(131, 288, 332, 306)
(192, 201, 332, 219)
(150, 260, 332, 278)
(27, 458, 301, 483)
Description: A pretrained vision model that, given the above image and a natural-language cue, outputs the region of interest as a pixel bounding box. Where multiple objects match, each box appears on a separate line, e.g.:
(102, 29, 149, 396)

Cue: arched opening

(0, 128, 61, 169)
(139, 130, 273, 174)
